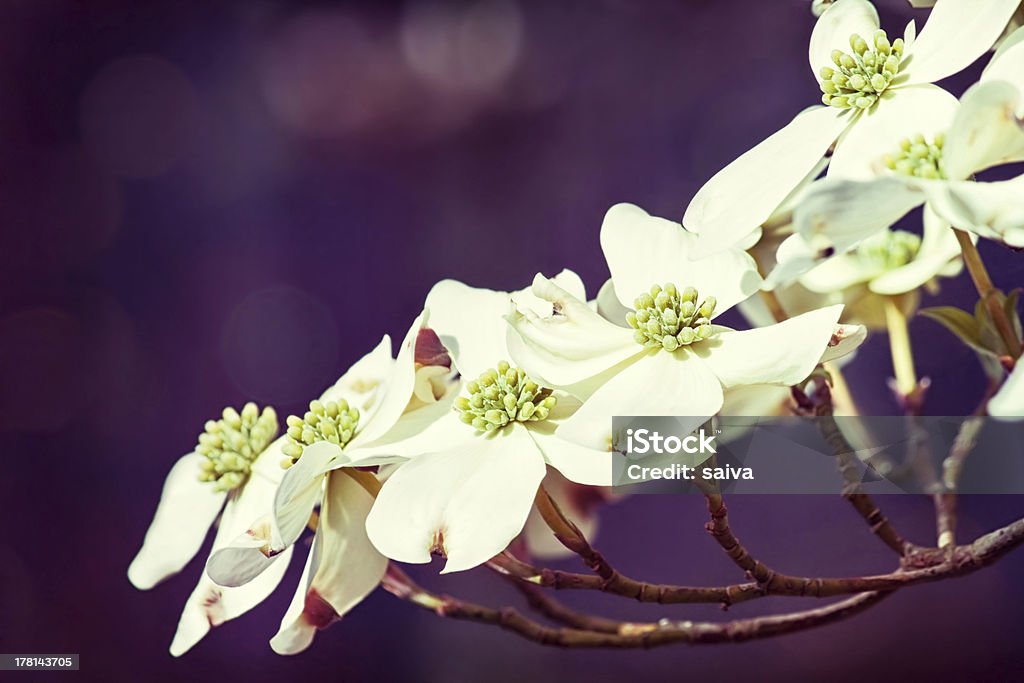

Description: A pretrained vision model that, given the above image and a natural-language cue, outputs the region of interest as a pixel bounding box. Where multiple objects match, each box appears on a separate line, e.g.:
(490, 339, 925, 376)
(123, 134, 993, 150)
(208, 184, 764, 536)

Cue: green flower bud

(198, 403, 280, 491)
(820, 30, 903, 110)
(454, 363, 558, 433)
(884, 130, 946, 180)
(628, 282, 718, 351)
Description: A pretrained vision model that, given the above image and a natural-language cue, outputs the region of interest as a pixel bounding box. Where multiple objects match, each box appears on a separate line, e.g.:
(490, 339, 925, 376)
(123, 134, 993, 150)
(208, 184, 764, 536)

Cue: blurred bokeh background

(2, 0, 1023, 680)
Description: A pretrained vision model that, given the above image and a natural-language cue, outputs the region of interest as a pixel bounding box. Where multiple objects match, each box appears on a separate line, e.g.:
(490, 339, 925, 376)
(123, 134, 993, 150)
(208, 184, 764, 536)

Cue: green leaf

(975, 298, 1005, 355)
(921, 306, 983, 346)
(920, 306, 1000, 360)
(1004, 288, 1022, 341)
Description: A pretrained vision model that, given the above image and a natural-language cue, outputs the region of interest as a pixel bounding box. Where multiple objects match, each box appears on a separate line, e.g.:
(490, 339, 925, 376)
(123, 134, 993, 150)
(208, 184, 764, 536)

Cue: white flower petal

(736, 295, 778, 330)
(525, 402, 613, 486)
(506, 273, 641, 387)
(697, 305, 845, 388)
(720, 384, 791, 417)
(424, 280, 510, 379)
(601, 203, 763, 313)
(351, 312, 425, 446)
(808, 0, 881, 80)
(271, 471, 387, 655)
(943, 80, 1024, 180)
(201, 439, 296, 588)
(765, 234, 834, 290)
(869, 205, 960, 294)
(984, 27, 1024, 108)
(904, 18, 918, 47)
(828, 85, 959, 180)
(346, 406, 467, 464)
(763, 157, 832, 233)
(821, 323, 868, 363)
(989, 362, 1024, 419)
(128, 452, 226, 590)
(800, 253, 877, 293)
(682, 107, 850, 253)
(273, 440, 340, 549)
(513, 268, 587, 307)
(424, 272, 585, 381)
(902, 0, 1021, 85)
(169, 456, 293, 656)
(595, 278, 633, 327)
(556, 351, 725, 452)
(268, 523, 321, 656)
(365, 425, 545, 573)
(320, 335, 394, 414)
(794, 177, 926, 253)
(923, 175, 1024, 247)
(205, 514, 282, 588)
(413, 364, 452, 404)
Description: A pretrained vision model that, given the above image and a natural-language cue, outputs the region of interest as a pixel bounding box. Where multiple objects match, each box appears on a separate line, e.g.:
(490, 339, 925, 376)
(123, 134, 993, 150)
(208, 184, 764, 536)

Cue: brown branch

(503, 578, 622, 634)
(813, 382, 910, 556)
(703, 490, 777, 583)
(494, 511, 1024, 605)
(385, 564, 890, 648)
(489, 551, 767, 607)
(943, 416, 985, 492)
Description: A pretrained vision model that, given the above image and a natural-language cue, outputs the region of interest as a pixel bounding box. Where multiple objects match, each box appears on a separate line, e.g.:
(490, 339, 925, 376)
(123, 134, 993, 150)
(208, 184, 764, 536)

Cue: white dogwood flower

(795, 209, 963, 298)
(989, 361, 1024, 419)
(205, 312, 456, 654)
(506, 204, 859, 452)
(363, 273, 615, 575)
(786, 54, 1024, 256)
(683, 0, 1021, 254)
(128, 403, 295, 656)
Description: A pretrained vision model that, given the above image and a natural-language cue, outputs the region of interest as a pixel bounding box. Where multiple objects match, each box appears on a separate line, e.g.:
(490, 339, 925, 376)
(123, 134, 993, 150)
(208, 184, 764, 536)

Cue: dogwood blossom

(683, 0, 1021, 254)
(785, 210, 963, 302)
(204, 313, 456, 654)
(786, 63, 1024, 255)
(363, 273, 615, 574)
(506, 204, 860, 453)
(128, 404, 294, 656)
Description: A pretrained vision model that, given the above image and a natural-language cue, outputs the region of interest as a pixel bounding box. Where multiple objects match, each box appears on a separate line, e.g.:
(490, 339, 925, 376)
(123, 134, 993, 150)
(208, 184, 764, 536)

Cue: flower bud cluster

(626, 283, 717, 351)
(884, 132, 946, 179)
(455, 361, 557, 432)
(197, 403, 278, 491)
(820, 30, 904, 109)
(857, 229, 922, 270)
(281, 399, 360, 468)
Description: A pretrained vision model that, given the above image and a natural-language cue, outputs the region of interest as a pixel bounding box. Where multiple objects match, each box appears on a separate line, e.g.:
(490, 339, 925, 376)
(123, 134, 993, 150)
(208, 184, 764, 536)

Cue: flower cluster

(129, 0, 1024, 658)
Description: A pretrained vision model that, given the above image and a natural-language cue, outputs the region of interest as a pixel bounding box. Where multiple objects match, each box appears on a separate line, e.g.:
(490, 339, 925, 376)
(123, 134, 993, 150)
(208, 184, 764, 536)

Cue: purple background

(2, 0, 1023, 681)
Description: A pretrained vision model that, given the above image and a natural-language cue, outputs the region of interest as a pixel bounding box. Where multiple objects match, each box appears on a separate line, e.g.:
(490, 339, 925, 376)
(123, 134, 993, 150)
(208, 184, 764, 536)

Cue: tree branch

(385, 564, 890, 648)
(811, 382, 910, 556)
(495, 509, 1024, 604)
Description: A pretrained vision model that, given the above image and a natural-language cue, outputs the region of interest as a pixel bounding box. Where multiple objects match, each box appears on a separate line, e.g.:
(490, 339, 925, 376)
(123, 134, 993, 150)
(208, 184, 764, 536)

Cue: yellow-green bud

(197, 402, 278, 492)
(454, 362, 557, 433)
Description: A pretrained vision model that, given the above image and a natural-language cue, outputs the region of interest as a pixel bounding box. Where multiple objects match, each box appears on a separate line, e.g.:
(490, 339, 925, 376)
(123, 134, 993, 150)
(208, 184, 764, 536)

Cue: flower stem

(345, 468, 382, 497)
(953, 228, 1022, 358)
(884, 297, 917, 399)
